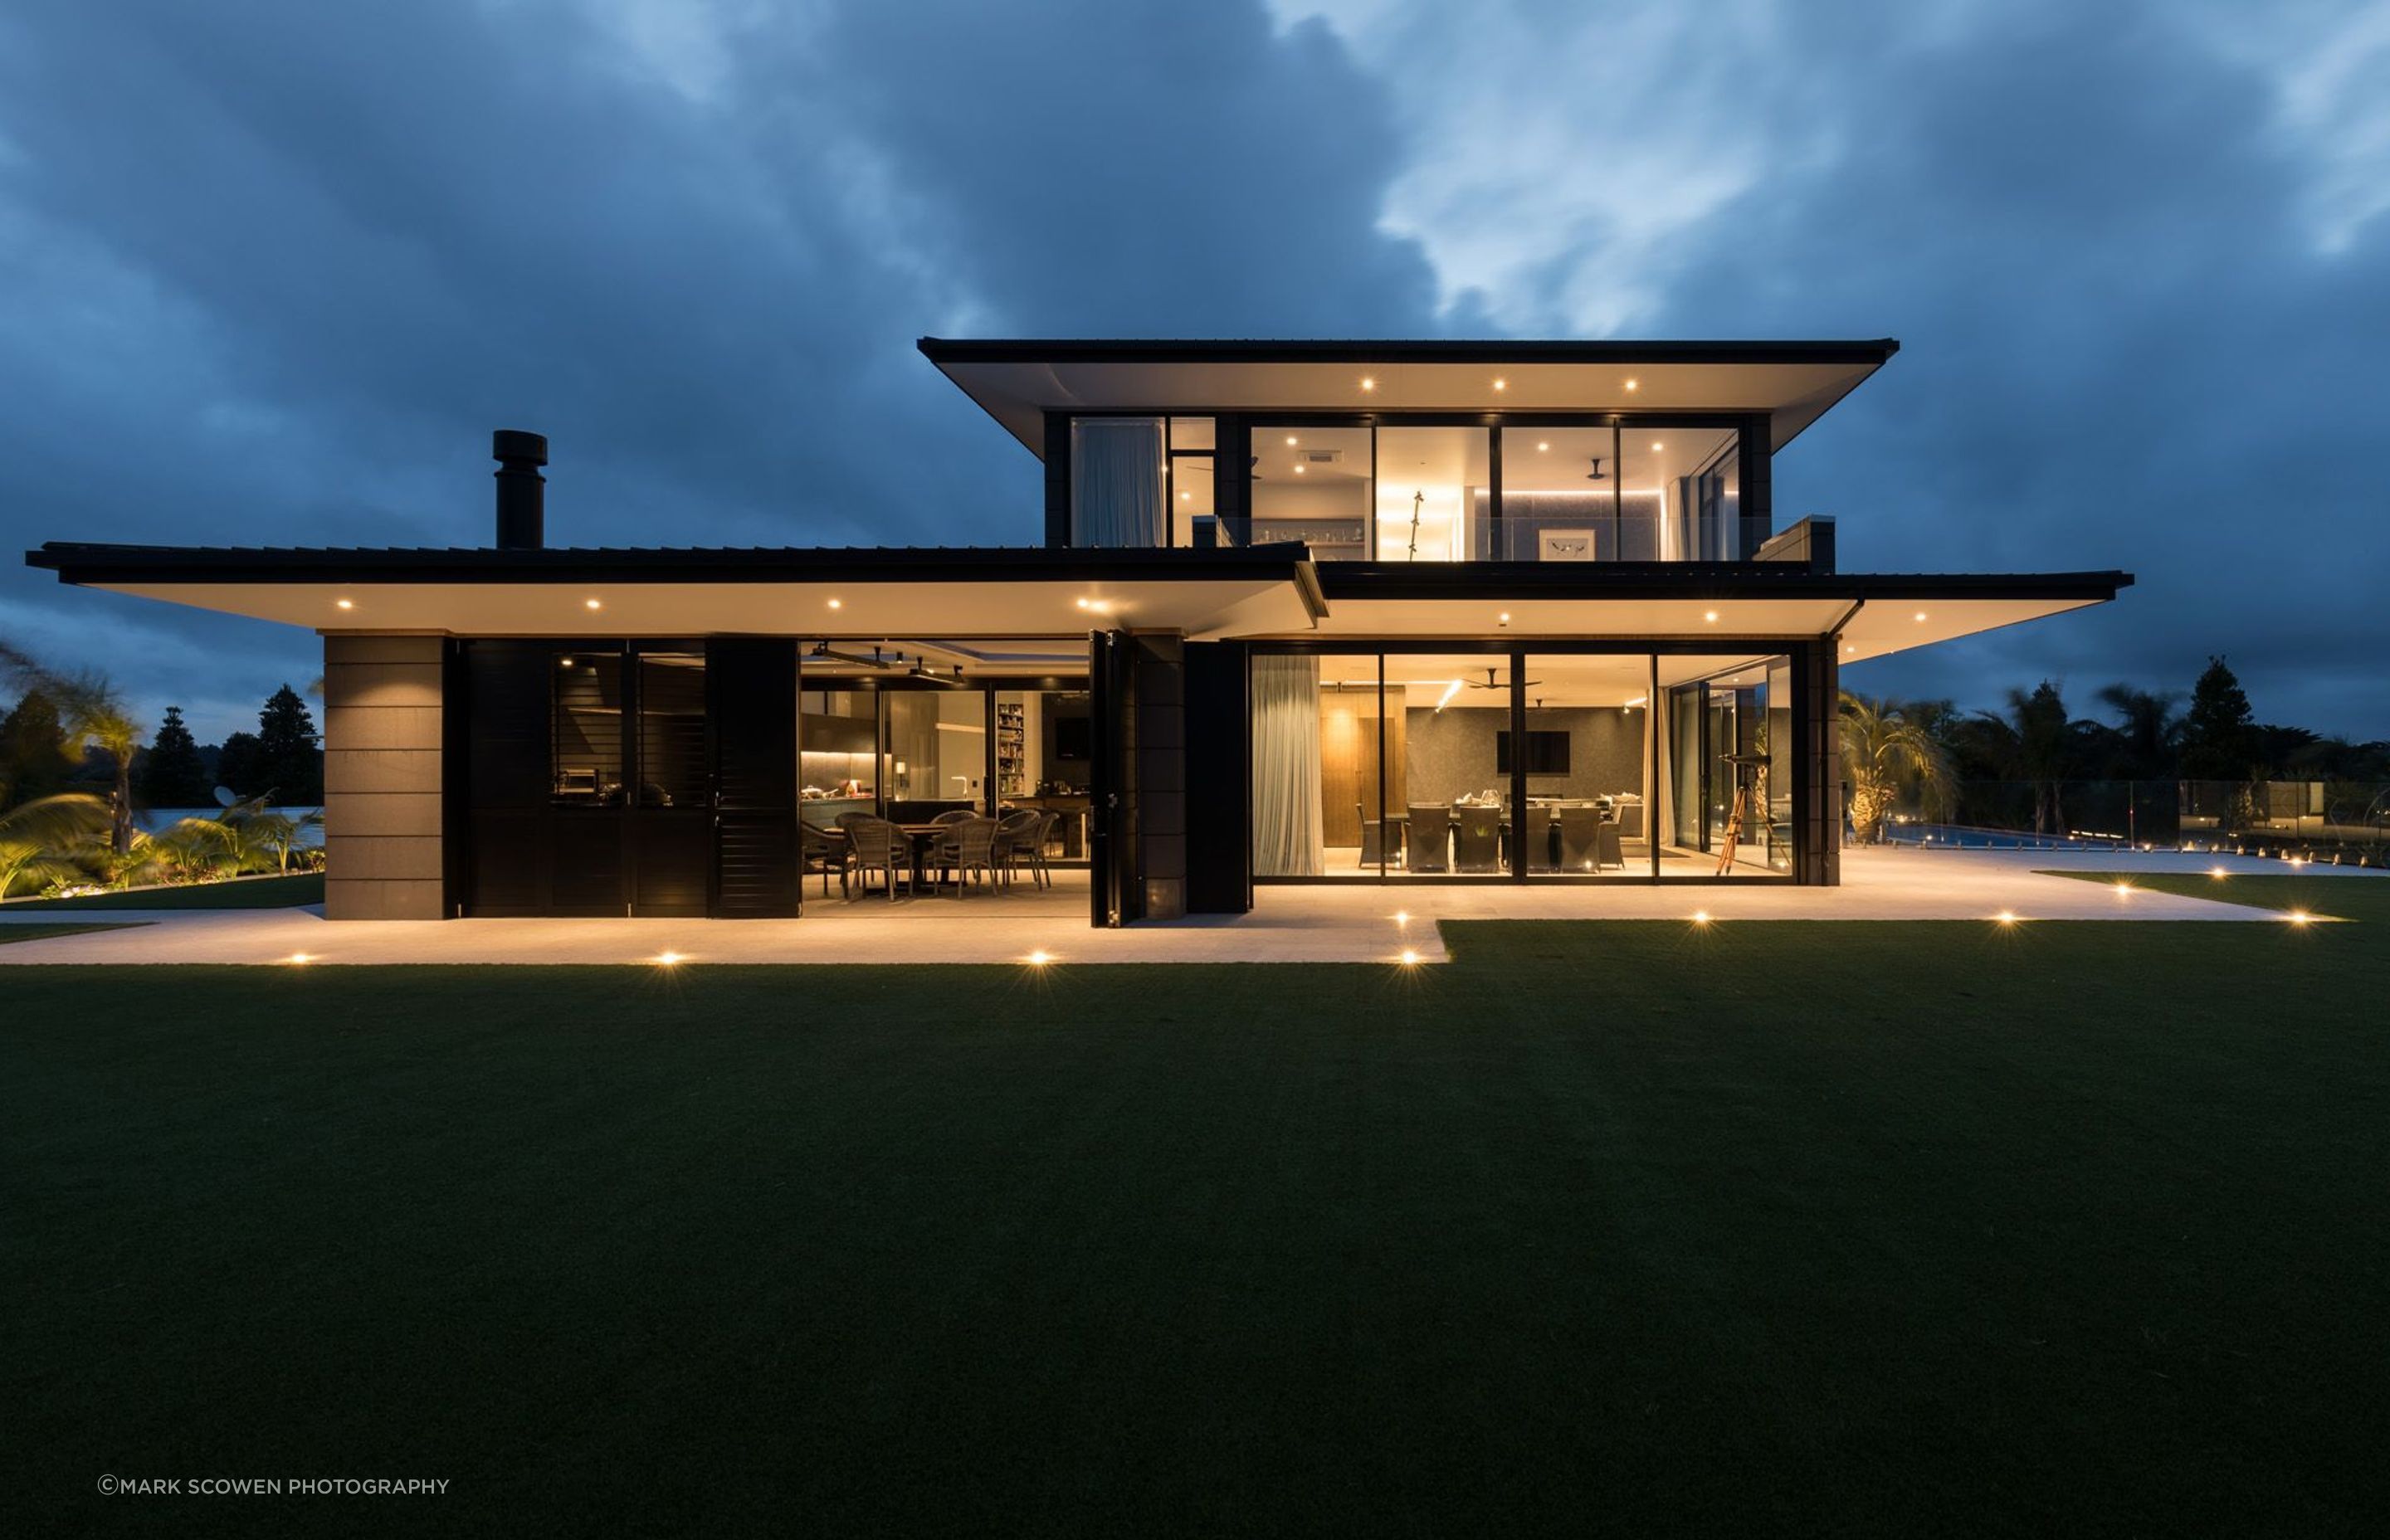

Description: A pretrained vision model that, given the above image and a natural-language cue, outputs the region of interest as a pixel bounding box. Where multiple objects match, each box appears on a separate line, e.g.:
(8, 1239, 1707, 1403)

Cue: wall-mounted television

(1495, 729, 1571, 775)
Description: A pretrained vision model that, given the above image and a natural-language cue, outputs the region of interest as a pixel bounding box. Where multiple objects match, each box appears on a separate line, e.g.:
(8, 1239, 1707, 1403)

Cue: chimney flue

(492, 429, 548, 549)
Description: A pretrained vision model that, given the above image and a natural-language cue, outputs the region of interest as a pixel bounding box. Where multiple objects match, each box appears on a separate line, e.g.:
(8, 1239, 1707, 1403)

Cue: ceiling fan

(1585, 456, 1607, 482)
(1464, 666, 1540, 691)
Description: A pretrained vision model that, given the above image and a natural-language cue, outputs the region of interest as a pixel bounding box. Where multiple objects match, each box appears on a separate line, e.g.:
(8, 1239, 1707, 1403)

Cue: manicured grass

(1, 871, 324, 911)
(0, 921, 147, 946)
(7, 915, 2387, 1535)
(2042, 866, 2390, 923)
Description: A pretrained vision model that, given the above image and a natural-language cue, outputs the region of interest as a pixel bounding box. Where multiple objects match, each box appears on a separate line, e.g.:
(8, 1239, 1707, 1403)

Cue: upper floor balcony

(920, 337, 1896, 565)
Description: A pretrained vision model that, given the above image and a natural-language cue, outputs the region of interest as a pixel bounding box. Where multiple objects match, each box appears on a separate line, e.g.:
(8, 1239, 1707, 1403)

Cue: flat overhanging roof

(23, 543, 1326, 644)
(919, 336, 1900, 454)
(27, 543, 2124, 657)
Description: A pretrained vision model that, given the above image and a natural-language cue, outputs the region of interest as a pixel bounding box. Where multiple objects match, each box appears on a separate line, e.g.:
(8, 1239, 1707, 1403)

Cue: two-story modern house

(27, 338, 2128, 926)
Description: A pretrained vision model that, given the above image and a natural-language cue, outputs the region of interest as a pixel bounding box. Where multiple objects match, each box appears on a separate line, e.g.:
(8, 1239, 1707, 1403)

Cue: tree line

(1, 647, 323, 826)
(1841, 656, 2390, 843)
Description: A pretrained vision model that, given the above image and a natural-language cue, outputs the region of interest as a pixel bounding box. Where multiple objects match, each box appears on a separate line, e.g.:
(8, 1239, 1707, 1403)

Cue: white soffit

(92, 577, 1319, 642)
(944, 358, 1879, 453)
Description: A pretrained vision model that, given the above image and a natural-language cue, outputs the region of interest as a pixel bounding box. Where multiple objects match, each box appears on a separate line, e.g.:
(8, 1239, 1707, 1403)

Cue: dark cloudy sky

(3, 0, 2384, 743)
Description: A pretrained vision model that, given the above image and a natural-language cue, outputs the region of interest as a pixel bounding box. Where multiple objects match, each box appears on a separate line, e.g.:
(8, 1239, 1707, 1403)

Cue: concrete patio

(0, 848, 2368, 966)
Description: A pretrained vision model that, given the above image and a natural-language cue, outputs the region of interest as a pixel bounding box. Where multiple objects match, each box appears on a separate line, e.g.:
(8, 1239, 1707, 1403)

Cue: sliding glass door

(1251, 644, 1800, 885)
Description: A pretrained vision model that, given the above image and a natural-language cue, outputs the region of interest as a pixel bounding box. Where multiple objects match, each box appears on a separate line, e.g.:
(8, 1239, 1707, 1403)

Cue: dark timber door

(1089, 630, 1131, 927)
(710, 638, 800, 918)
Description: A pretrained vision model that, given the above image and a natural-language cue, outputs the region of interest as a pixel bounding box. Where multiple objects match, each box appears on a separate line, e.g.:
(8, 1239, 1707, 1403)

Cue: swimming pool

(1879, 823, 2124, 851)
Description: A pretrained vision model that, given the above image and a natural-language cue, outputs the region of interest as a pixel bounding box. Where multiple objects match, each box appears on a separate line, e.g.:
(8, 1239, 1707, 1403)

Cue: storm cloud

(2, 0, 2383, 740)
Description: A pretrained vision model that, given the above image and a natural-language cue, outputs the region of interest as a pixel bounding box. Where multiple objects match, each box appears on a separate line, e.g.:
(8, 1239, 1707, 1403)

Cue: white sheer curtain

(1071, 417, 1167, 547)
(1250, 655, 1324, 876)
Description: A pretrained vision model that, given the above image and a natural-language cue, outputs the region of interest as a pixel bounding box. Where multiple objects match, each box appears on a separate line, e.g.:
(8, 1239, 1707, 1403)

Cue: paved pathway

(0, 849, 2367, 966)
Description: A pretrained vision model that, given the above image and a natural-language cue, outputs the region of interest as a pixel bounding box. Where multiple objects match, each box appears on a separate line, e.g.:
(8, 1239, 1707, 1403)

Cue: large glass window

(1249, 426, 1371, 558)
(636, 653, 706, 807)
(1517, 655, 1652, 878)
(1168, 417, 1213, 548)
(1499, 426, 1616, 561)
(1656, 655, 1793, 878)
(552, 652, 623, 807)
(1254, 648, 1790, 884)
(1071, 417, 1168, 548)
(1394, 656, 1514, 875)
(1374, 426, 1488, 563)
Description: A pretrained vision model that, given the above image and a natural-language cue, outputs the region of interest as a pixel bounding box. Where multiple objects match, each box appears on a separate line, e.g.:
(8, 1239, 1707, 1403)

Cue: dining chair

(1022, 809, 1061, 889)
(836, 813, 908, 900)
(1357, 801, 1393, 868)
(994, 809, 1043, 887)
(1455, 806, 1502, 873)
(1407, 804, 1451, 873)
(1595, 820, 1626, 872)
(952, 816, 1000, 894)
(800, 821, 849, 897)
(1557, 805, 1602, 872)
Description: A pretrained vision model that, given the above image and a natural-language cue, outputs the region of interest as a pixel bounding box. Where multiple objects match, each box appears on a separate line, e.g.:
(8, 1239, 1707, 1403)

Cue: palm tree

(2094, 684, 2184, 779)
(1840, 694, 1953, 844)
(51, 671, 143, 856)
(0, 792, 111, 898)
(1983, 681, 2073, 835)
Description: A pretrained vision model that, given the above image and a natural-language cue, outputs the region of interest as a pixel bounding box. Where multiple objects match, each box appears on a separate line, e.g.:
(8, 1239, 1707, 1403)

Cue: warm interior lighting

(1393, 911, 1410, 926)
(1435, 680, 1462, 711)
(2286, 910, 2312, 926)
(1913, 611, 1929, 622)
(285, 953, 312, 965)
(334, 598, 354, 611)
(1845, 644, 1856, 653)
(1293, 463, 1306, 474)
(1690, 911, 1711, 926)
(584, 597, 602, 611)
(2114, 883, 2134, 895)
(1027, 949, 1053, 966)
(1704, 611, 1719, 623)
(1398, 948, 1422, 966)
(1492, 378, 1508, 392)
(1285, 435, 1299, 446)
(656, 950, 685, 966)
(1179, 490, 1191, 501)
(2210, 866, 2228, 879)
(1496, 612, 1511, 626)
(1074, 597, 1090, 609)
(827, 597, 842, 609)
(1358, 376, 1377, 392)
(1623, 378, 1640, 392)
(1623, 694, 1647, 708)
(1650, 441, 1664, 451)
(1994, 911, 2017, 925)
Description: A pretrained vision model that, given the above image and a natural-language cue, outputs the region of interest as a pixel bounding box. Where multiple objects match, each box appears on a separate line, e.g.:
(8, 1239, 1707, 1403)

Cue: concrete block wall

(322, 636, 446, 919)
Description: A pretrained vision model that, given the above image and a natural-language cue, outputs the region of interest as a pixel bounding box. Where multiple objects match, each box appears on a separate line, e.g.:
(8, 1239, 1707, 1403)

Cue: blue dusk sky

(2, 0, 2384, 743)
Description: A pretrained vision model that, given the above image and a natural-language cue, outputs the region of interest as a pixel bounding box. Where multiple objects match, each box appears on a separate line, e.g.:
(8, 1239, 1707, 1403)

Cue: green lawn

(1, 871, 324, 911)
(7, 909, 2387, 1535)
(0, 921, 147, 946)
(2042, 866, 2390, 922)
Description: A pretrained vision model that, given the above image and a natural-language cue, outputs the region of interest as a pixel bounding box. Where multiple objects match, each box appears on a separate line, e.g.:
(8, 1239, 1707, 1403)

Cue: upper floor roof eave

(917, 336, 1900, 456)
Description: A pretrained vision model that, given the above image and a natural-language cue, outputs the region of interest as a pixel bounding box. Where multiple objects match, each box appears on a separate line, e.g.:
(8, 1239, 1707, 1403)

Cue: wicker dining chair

(1021, 809, 1061, 889)
(951, 815, 1001, 894)
(925, 807, 978, 889)
(800, 821, 850, 897)
(836, 812, 908, 900)
(994, 809, 1044, 888)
